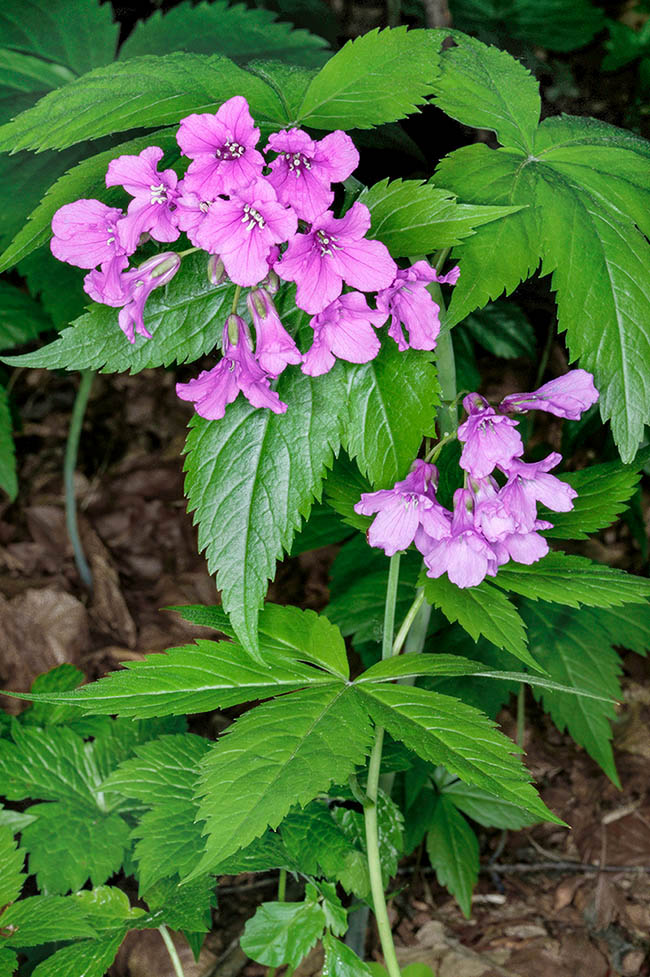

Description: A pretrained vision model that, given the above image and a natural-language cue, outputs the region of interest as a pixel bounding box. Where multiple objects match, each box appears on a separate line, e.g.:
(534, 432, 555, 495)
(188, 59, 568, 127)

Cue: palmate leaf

(142, 873, 216, 934)
(4, 253, 235, 373)
(343, 343, 438, 487)
(0, 825, 25, 907)
(0, 386, 17, 501)
(449, 0, 605, 53)
(183, 359, 346, 657)
(541, 458, 643, 538)
(30, 935, 124, 977)
(192, 685, 373, 873)
(426, 794, 478, 918)
(354, 683, 555, 822)
(119, 0, 329, 67)
(443, 781, 537, 829)
(0, 894, 96, 948)
(280, 803, 369, 898)
(595, 603, 650, 657)
(16, 639, 333, 717)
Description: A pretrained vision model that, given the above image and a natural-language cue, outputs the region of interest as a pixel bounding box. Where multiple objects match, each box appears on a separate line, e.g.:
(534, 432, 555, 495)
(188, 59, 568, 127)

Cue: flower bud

(226, 313, 244, 347)
(208, 254, 226, 286)
(138, 252, 181, 286)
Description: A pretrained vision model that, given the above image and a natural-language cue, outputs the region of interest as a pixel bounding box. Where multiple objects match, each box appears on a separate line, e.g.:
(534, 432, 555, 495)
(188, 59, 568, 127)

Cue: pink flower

(421, 488, 498, 588)
(195, 179, 297, 287)
(50, 198, 129, 269)
(275, 202, 397, 314)
(177, 96, 264, 198)
(301, 292, 387, 376)
(176, 316, 286, 420)
(499, 452, 577, 533)
(107, 146, 180, 253)
(493, 523, 550, 567)
(247, 289, 301, 377)
(174, 187, 213, 246)
(469, 476, 517, 543)
(499, 369, 599, 420)
(376, 261, 459, 352)
(354, 460, 450, 557)
(458, 394, 524, 479)
(265, 128, 359, 222)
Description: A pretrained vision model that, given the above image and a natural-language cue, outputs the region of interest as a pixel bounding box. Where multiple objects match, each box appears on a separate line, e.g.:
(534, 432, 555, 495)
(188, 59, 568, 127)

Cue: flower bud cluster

(354, 371, 599, 587)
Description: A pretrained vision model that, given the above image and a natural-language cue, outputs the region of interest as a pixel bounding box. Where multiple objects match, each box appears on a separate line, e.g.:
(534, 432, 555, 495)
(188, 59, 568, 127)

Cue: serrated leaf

(444, 780, 537, 829)
(183, 358, 345, 657)
(193, 685, 373, 872)
(4, 252, 235, 374)
(0, 0, 118, 76)
(71, 886, 145, 933)
(30, 934, 124, 977)
(120, 0, 328, 67)
(523, 602, 622, 783)
(357, 652, 486, 684)
(463, 299, 535, 359)
(331, 789, 404, 887)
(21, 664, 85, 726)
(0, 895, 96, 948)
(426, 794, 478, 917)
(142, 874, 216, 933)
(433, 31, 540, 152)
(17, 245, 87, 329)
(240, 895, 325, 968)
(211, 832, 295, 876)
(0, 280, 52, 349)
(0, 53, 286, 153)
(354, 684, 556, 822)
(0, 386, 17, 501)
(0, 48, 72, 100)
(323, 933, 374, 977)
(0, 725, 100, 803)
(343, 343, 438, 487)
(0, 948, 16, 977)
(16, 639, 332, 717)
(297, 27, 441, 129)
(449, 0, 605, 53)
(493, 551, 650, 608)
(594, 603, 650, 657)
(0, 826, 24, 907)
(323, 451, 372, 532)
(170, 603, 349, 679)
(280, 804, 369, 897)
(541, 459, 643, 538)
(420, 572, 536, 668)
(360, 177, 521, 256)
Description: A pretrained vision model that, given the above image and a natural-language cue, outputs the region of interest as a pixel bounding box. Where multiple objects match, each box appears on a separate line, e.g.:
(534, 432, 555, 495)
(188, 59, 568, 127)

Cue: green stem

(231, 284, 242, 315)
(516, 684, 526, 748)
(176, 246, 200, 258)
(392, 589, 425, 657)
(64, 370, 94, 591)
(267, 870, 287, 977)
(158, 926, 186, 977)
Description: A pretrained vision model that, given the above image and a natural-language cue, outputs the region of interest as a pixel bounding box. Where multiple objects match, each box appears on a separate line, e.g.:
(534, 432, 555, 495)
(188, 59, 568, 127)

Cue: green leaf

(449, 0, 605, 53)
(193, 685, 373, 872)
(289, 500, 348, 555)
(16, 639, 332, 717)
(603, 19, 650, 72)
(426, 794, 478, 917)
(0, 948, 16, 977)
(0, 47, 72, 95)
(360, 177, 521, 256)
(331, 789, 404, 887)
(343, 343, 438, 487)
(420, 572, 535, 668)
(241, 892, 326, 968)
(0, 0, 118, 76)
(443, 781, 537, 829)
(594, 603, 650, 657)
(0, 725, 99, 803)
(433, 31, 540, 152)
(142, 874, 216, 934)
(493, 551, 650, 609)
(4, 252, 236, 373)
(17, 245, 87, 329)
(354, 683, 556, 822)
(0, 53, 286, 153)
(0, 894, 96, 948)
(523, 602, 622, 783)
(172, 603, 349, 678)
(323, 933, 375, 977)
(541, 459, 643, 538)
(0, 386, 17, 501)
(323, 452, 372, 532)
(30, 934, 124, 977)
(357, 652, 487, 684)
(280, 803, 369, 898)
(463, 300, 535, 359)
(297, 27, 441, 129)
(21, 664, 85, 726)
(0, 280, 52, 349)
(183, 358, 345, 657)
(0, 826, 24, 907)
(119, 0, 329, 67)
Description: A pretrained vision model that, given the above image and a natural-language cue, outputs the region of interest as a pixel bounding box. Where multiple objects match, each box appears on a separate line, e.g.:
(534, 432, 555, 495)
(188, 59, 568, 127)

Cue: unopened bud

(264, 269, 280, 294)
(226, 313, 243, 347)
(248, 289, 268, 319)
(208, 255, 226, 286)
(139, 252, 181, 286)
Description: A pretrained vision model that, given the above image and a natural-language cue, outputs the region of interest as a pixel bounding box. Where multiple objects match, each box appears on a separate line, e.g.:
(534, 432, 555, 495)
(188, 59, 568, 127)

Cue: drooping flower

(173, 187, 213, 246)
(499, 369, 599, 420)
(457, 393, 524, 479)
(354, 460, 450, 557)
(499, 452, 577, 532)
(265, 128, 359, 222)
(301, 292, 387, 376)
(376, 260, 459, 352)
(176, 315, 286, 419)
(84, 252, 181, 344)
(195, 179, 297, 287)
(50, 199, 129, 269)
(107, 146, 180, 253)
(247, 289, 301, 377)
(492, 522, 550, 567)
(469, 476, 518, 543)
(176, 96, 264, 198)
(421, 488, 498, 588)
(275, 202, 397, 314)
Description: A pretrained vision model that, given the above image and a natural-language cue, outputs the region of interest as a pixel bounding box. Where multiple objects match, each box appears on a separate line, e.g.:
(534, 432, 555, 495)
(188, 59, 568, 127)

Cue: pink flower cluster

(355, 370, 599, 588)
(50, 96, 458, 419)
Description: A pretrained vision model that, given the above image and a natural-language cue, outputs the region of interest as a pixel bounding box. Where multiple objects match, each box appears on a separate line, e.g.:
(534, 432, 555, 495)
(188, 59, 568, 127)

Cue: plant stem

(267, 869, 288, 977)
(231, 284, 242, 315)
(382, 552, 401, 661)
(516, 683, 526, 748)
(392, 589, 425, 657)
(158, 926, 186, 977)
(64, 370, 94, 591)
(176, 246, 200, 258)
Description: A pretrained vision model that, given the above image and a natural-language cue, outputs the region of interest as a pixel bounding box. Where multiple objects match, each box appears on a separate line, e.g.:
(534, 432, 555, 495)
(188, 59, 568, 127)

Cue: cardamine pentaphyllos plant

(1, 13, 650, 977)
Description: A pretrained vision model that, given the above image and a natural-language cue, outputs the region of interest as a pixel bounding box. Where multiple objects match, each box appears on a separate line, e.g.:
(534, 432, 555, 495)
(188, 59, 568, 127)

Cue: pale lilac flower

(85, 252, 181, 344)
(493, 523, 550, 567)
(376, 261, 459, 352)
(499, 452, 577, 532)
(174, 187, 213, 246)
(176, 316, 286, 420)
(247, 289, 301, 377)
(177, 96, 264, 197)
(469, 476, 517, 543)
(50, 199, 129, 269)
(458, 394, 524, 479)
(265, 128, 359, 222)
(107, 146, 180, 253)
(436, 266, 461, 285)
(275, 202, 397, 314)
(301, 292, 387, 377)
(499, 369, 599, 420)
(354, 460, 449, 557)
(195, 179, 297, 287)
(421, 488, 498, 588)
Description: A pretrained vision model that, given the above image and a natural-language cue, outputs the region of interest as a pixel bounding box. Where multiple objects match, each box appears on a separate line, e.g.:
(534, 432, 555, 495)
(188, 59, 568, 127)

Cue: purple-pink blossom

(50, 199, 129, 269)
(376, 260, 459, 352)
(174, 188, 213, 246)
(301, 292, 387, 376)
(247, 289, 301, 377)
(458, 394, 524, 479)
(499, 369, 599, 420)
(421, 488, 498, 589)
(275, 202, 397, 314)
(499, 452, 577, 532)
(265, 128, 359, 222)
(106, 146, 180, 253)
